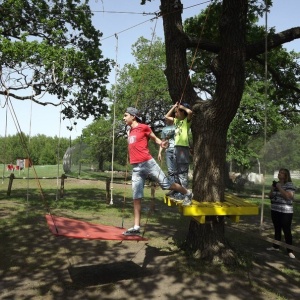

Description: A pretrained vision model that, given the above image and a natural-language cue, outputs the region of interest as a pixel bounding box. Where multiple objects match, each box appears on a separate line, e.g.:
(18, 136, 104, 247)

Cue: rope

(26, 92, 33, 210)
(229, 223, 300, 254)
(134, 16, 159, 109)
(5, 96, 58, 232)
(119, 16, 160, 231)
(121, 153, 130, 229)
(1, 95, 9, 184)
(178, 1, 213, 105)
(260, 0, 269, 228)
(55, 58, 67, 201)
(109, 34, 119, 205)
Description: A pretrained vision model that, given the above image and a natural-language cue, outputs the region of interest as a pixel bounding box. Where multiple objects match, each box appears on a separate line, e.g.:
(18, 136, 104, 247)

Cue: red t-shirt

(128, 124, 153, 164)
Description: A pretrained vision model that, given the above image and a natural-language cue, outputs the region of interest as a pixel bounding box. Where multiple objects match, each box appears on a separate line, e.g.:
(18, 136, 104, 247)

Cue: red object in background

(7, 164, 14, 171)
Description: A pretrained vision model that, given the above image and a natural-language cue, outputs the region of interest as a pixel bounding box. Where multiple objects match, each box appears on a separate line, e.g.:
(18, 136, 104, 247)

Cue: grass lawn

(1, 166, 300, 299)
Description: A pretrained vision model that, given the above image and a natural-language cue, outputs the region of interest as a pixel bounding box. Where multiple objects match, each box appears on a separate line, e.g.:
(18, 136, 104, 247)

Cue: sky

(0, 0, 300, 139)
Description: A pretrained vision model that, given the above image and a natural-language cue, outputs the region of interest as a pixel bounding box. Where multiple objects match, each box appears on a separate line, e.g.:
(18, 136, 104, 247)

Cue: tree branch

(254, 56, 300, 94)
(186, 36, 220, 53)
(247, 27, 300, 59)
(185, 27, 300, 60)
(0, 90, 64, 106)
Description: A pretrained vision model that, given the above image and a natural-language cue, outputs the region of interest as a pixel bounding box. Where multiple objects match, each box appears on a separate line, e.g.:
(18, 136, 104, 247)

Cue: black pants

(271, 210, 293, 253)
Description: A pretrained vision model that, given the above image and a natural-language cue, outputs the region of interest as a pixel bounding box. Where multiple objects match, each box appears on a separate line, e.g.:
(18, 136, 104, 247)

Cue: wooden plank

(165, 194, 259, 223)
(181, 205, 258, 216)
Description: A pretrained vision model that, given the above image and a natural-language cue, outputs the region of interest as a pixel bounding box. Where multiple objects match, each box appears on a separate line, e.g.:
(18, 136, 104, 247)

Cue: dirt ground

(1, 203, 300, 300)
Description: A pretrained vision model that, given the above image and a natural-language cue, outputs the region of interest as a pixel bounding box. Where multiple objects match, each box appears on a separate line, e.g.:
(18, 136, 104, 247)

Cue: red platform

(45, 214, 147, 241)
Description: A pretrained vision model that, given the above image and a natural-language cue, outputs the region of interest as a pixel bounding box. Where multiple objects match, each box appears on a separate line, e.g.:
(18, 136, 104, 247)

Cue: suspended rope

(4, 94, 60, 233)
(1, 95, 9, 184)
(260, 0, 269, 229)
(26, 90, 34, 211)
(109, 34, 119, 205)
(178, 1, 213, 105)
(133, 16, 159, 109)
(54, 58, 67, 201)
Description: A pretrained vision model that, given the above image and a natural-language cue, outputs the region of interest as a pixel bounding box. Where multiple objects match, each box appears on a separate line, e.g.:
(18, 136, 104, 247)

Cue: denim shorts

(131, 158, 171, 199)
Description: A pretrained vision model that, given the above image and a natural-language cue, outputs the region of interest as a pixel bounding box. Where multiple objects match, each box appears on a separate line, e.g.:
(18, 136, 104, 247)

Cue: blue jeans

(131, 158, 171, 199)
(174, 146, 190, 189)
(165, 148, 175, 183)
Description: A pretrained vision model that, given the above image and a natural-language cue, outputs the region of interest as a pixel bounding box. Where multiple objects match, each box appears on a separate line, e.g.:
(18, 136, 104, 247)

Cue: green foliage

(262, 126, 300, 172)
(0, 0, 111, 124)
(72, 37, 174, 172)
(0, 134, 69, 165)
(184, 2, 300, 171)
(111, 37, 173, 135)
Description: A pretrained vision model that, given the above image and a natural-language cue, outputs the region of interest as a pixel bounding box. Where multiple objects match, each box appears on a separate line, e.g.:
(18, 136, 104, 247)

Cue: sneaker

(166, 190, 175, 196)
(288, 252, 295, 259)
(266, 247, 279, 251)
(182, 191, 193, 206)
(173, 193, 184, 201)
(123, 227, 140, 236)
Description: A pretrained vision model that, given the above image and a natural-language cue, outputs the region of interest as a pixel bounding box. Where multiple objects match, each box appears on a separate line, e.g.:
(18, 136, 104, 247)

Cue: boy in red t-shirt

(123, 107, 192, 235)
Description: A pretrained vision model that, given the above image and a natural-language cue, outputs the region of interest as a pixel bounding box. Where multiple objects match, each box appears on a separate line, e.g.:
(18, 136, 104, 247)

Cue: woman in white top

(268, 168, 296, 258)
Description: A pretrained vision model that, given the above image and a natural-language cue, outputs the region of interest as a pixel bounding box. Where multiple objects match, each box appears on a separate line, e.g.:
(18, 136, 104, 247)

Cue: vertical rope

(110, 34, 119, 205)
(134, 16, 158, 109)
(260, 1, 269, 228)
(26, 91, 34, 208)
(178, 1, 212, 104)
(1, 95, 9, 184)
(55, 59, 66, 201)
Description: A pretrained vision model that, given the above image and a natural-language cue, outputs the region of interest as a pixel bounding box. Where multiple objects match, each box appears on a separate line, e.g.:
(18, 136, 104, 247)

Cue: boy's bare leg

(170, 182, 188, 195)
(133, 198, 141, 227)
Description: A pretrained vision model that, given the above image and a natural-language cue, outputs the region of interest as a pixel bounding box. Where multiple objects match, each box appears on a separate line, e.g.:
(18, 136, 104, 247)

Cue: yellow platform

(164, 193, 259, 224)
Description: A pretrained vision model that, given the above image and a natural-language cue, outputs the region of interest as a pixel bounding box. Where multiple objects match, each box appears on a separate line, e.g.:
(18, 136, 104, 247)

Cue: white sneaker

(123, 227, 140, 236)
(288, 252, 295, 259)
(182, 191, 193, 206)
(266, 247, 279, 251)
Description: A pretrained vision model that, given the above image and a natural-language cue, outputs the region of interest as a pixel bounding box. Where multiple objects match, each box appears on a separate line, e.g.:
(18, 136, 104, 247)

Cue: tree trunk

(98, 155, 104, 171)
(184, 219, 236, 264)
(161, 0, 247, 263)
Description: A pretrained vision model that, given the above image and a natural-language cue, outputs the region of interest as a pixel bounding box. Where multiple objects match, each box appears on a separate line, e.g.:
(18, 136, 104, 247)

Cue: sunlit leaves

(0, 0, 111, 123)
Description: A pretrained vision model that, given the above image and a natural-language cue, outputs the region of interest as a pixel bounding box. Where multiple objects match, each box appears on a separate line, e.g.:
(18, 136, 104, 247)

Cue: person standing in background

(158, 118, 175, 195)
(267, 168, 296, 258)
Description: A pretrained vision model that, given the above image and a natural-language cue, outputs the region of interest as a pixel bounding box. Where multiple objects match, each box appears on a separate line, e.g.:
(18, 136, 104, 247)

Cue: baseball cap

(126, 107, 142, 122)
(181, 102, 191, 109)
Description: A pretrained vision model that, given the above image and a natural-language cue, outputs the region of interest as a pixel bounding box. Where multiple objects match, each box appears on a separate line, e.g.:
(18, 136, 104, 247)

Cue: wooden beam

(165, 193, 259, 223)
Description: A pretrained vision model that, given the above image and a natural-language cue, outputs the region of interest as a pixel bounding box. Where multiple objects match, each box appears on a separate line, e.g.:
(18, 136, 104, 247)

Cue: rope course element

(1, 0, 212, 241)
(165, 193, 259, 224)
(178, 0, 213, 105)
(109, 33, 119, 205)
(52, 58, 68, 201)
(112, 1, 212, 235)
(99, 1, 209, 42)
(1, 95, 9, 184)
(260, 0, 269, 229)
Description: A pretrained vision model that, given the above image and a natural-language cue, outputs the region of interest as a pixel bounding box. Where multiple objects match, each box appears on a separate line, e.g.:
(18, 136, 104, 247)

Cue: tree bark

(161, 0, 247, 263)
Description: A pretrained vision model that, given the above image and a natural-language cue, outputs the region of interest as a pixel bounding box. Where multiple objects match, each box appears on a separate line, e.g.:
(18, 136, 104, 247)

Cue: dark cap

(181, 102, 191, 109)
(126, 107, 142, 122)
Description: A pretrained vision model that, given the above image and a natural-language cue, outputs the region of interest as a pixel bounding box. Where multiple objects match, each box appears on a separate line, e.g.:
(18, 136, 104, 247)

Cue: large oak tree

(155, 0, 300, 263)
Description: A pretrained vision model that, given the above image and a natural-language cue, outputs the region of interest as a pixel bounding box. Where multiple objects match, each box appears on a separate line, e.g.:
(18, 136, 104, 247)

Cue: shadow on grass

(1, 180, 300, 299)
(69, 261, 151, 286)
